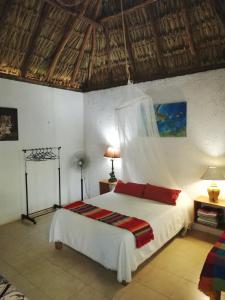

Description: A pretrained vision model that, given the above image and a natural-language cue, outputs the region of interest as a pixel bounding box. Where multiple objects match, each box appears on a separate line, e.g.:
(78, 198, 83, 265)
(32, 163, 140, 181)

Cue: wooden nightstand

(194, 196, 225, 230)
(99, 180, 117, 195)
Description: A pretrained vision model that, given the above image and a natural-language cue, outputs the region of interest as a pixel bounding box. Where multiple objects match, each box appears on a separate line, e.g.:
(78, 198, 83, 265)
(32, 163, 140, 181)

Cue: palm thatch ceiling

(0, 0, 225, 92)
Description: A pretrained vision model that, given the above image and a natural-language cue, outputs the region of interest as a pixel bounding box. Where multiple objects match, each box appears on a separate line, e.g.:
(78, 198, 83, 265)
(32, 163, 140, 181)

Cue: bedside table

(99, 180, 117, 195)
(194, 196, 225, 230)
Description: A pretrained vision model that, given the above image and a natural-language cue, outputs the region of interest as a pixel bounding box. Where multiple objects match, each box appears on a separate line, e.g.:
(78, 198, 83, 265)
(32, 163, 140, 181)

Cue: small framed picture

(0, 107, 18, 141)
(154, 101, 187, 137)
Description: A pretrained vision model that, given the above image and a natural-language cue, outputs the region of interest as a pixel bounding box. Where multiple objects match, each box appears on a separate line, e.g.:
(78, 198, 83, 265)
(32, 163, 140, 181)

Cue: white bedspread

(49, 192, 188, 282)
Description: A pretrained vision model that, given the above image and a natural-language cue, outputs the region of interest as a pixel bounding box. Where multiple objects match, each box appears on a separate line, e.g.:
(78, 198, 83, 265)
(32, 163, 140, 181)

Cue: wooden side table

(99, 180, 117, 195)
(194, 196, 225, 230)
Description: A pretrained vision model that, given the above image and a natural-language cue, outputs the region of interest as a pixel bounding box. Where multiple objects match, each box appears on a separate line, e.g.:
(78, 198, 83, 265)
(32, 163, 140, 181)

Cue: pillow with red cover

(143, 184, 181, 205)
(114, 180, 145, 198)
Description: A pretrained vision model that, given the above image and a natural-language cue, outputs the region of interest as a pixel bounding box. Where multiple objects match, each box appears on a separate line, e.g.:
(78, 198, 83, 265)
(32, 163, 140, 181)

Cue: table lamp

(104, 147, 120, 182)
(201, 166, 225, 202)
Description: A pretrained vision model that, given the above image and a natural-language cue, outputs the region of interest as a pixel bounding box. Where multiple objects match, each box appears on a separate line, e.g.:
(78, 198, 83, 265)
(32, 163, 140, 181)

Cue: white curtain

(116, 83, 177, 187)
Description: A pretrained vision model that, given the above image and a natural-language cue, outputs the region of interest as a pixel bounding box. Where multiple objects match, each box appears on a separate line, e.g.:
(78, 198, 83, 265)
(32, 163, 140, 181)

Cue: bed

(49, 191, 189, 283)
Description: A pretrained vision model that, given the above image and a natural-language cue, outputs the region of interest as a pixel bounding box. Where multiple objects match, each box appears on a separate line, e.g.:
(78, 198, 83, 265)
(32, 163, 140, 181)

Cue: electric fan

(73, 151, 89, 200)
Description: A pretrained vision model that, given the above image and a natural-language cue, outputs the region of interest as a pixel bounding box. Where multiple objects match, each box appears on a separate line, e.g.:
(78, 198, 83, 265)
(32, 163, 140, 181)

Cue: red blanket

(64, 201, 154, 248)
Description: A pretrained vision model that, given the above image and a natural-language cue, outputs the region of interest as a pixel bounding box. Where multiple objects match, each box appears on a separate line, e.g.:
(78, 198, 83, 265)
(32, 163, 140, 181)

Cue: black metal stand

(21, 213, 36, 224)
(58, 152, 61, 207)
(108, 159, 117, 182)
(81, 165, 84, 201)
(21, 147, 62, 224)
(81, 178, 84, 201)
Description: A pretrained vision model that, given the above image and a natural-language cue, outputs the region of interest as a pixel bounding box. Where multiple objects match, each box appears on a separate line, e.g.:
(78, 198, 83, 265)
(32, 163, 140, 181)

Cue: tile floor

(0, 214, 222, 300)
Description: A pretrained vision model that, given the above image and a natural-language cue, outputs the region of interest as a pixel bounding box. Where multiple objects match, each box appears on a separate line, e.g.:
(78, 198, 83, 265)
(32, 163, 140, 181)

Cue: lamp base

(108, 171, 117, 183)
(208, 183, 220, 202)
(108, 158, 117, 183)
(108, 178, 117, 183)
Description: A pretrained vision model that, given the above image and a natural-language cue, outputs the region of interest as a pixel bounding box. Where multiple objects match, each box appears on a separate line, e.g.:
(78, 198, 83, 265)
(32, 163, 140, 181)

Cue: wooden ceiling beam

(181, 0, 197, 56)
(21, 2, 49, 77)
(100, 0, 158, 23)
(46, 0, 91, 81)
(87, 27, 97, 81)
(0, 72, 82, 92)
(84, 63, 225, 92)
(44, 0, 100, 27)
(70, 0, 102, 86)
(70, 25, 93, 85)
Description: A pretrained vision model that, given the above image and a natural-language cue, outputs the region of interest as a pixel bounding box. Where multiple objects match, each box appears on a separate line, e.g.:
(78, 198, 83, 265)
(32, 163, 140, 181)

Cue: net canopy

(116, 82, 175, 186)
(115, 83, 192, 224)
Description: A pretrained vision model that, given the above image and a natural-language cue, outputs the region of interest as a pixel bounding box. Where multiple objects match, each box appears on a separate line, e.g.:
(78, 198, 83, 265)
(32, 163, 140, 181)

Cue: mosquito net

(116, 82, 176, 186)
(115, 83, 192, 224)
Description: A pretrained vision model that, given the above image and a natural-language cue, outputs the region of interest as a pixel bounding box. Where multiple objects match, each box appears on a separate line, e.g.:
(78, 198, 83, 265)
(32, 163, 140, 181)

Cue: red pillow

(114, 180, 145, 198)
(143, 184, 181, 205)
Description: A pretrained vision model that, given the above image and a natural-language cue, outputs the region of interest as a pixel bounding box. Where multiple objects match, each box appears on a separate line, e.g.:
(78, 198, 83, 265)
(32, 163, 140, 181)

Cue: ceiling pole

(21, 2, 49, 77)
(44, 0, 100, 27)
(87, 27, 97, 82)
(45, 0, 91, 81)
(100, 0, 157, 23)
(70, 0, 102, 86)
(181, 0, 197, 57)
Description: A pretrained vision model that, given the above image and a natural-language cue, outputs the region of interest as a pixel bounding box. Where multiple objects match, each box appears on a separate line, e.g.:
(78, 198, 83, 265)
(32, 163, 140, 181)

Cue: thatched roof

(0, 0, 224, 92)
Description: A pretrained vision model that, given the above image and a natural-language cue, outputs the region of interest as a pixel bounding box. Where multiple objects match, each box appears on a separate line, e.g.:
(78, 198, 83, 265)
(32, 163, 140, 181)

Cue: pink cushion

(143, 184, 181, 205)
(114, 180, 145, 198)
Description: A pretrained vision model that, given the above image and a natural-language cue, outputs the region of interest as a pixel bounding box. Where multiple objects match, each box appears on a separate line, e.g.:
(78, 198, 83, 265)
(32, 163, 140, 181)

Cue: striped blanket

(199, 232, 225, 296)
(64, 201, 154, 248)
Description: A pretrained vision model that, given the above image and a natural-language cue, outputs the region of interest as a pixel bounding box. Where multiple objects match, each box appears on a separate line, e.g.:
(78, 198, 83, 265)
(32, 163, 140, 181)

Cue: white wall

(0, 78, 83, 225)
(1, 69, 224, 225)
(84, 69, 225, 199)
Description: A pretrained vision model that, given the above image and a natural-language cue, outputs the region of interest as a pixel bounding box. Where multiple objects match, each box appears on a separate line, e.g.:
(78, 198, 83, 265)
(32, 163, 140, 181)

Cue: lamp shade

(104, 147, 120, 159)
(201, 166, 225, 180)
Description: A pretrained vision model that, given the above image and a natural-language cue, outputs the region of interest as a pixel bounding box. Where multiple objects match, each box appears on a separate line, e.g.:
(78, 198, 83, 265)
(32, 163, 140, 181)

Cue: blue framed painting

(154, 101, 187, 137)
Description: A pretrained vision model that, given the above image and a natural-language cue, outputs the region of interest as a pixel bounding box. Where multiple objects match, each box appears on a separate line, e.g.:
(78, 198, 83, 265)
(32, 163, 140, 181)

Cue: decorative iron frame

(21, 146, 62, 224)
